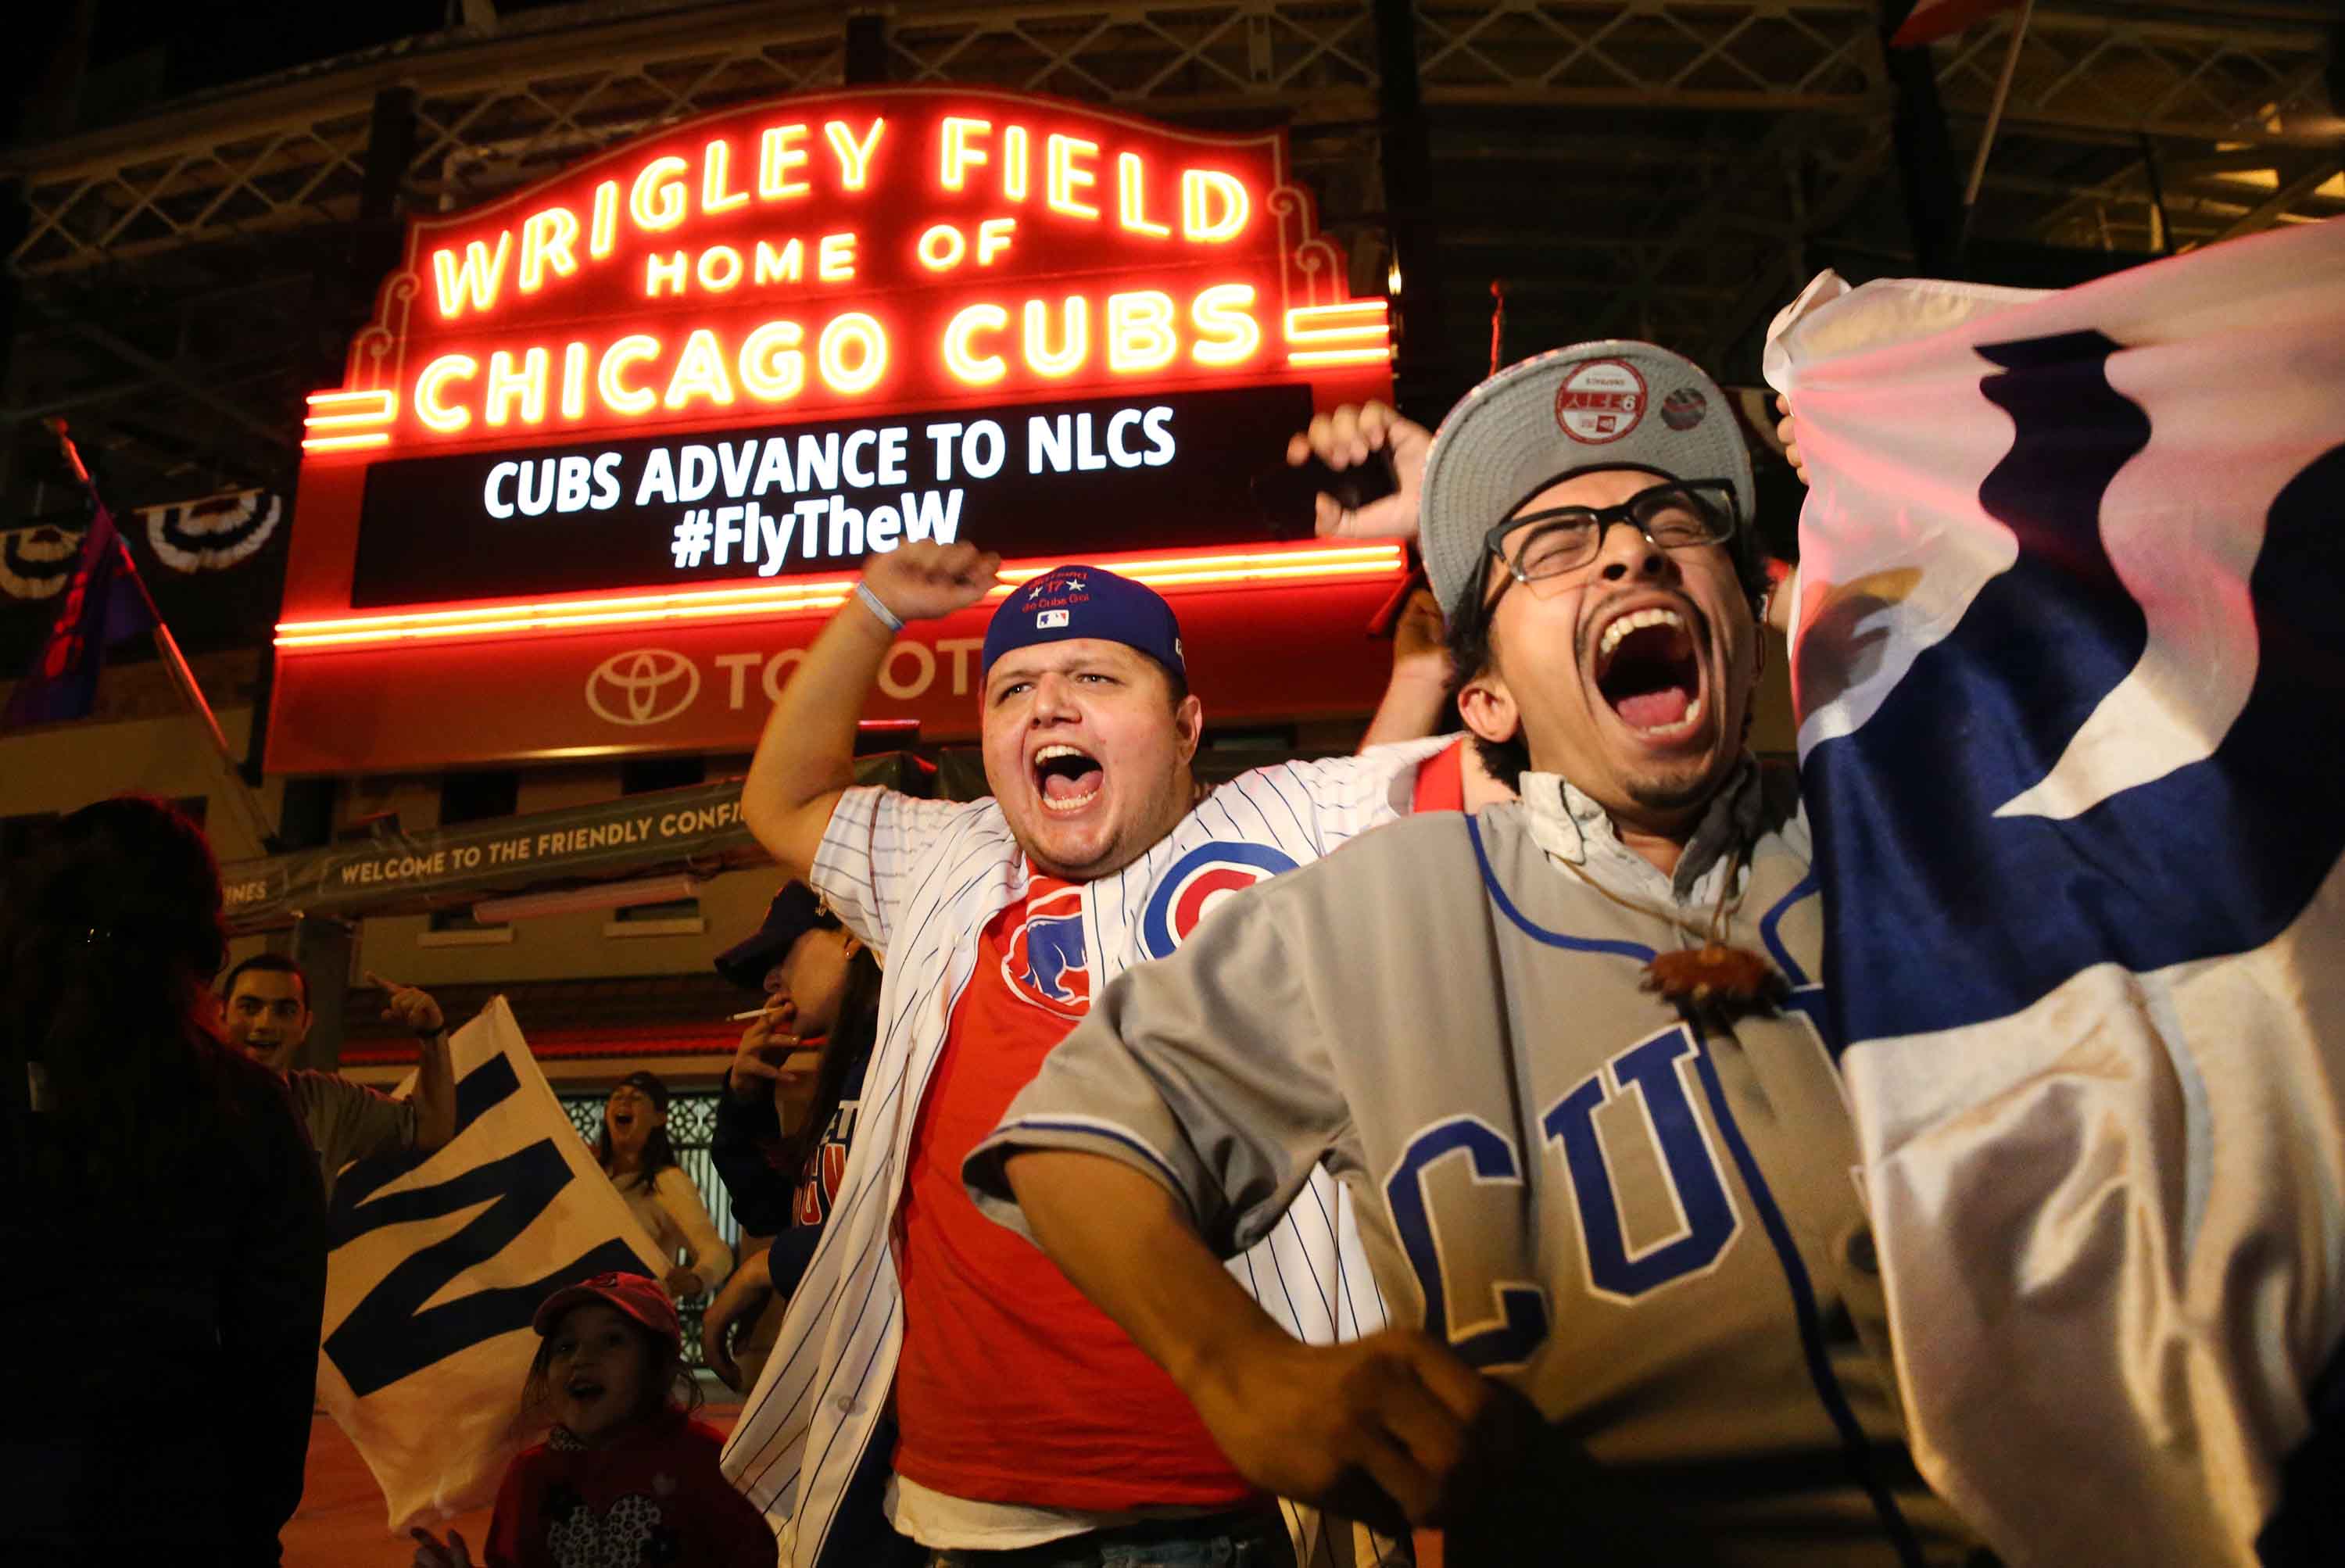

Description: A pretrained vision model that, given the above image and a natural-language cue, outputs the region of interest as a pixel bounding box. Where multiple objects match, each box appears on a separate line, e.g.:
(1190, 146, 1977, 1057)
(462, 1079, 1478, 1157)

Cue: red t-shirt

(1412, 736, 1469, 814)
(485, 1407, 775, 1568)
(891, 872, 1255, 1509)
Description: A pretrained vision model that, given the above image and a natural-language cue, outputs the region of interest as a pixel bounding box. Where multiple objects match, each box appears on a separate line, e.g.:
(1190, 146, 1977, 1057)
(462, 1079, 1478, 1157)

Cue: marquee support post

(1373, 0, 1446, 417)
(844, 11, 888, 86)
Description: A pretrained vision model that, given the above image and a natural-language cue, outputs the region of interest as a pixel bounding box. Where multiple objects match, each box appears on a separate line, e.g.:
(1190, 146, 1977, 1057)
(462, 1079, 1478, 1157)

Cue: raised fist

(860, 540, 1004, 624)
(1288, 401, 1430, 542)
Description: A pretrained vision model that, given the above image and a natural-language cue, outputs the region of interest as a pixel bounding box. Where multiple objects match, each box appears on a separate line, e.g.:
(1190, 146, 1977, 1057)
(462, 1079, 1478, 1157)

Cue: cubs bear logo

(1140, 841, 1301, 958)
(1002, 883, 1090, 1015)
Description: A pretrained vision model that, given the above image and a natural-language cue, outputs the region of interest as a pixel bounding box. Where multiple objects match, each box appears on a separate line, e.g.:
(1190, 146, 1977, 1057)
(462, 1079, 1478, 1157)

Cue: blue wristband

(854, 580, 904, 634)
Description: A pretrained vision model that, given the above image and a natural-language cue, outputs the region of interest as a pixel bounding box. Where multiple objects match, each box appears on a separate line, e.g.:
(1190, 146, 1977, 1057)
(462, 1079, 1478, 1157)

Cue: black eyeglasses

(1480, 479, 1741, 592)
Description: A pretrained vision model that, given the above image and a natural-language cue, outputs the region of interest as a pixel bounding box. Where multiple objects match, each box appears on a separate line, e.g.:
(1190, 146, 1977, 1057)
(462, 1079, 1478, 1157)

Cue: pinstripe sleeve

(1255, 736, 1449, 847)
(807, 785, 976, 950)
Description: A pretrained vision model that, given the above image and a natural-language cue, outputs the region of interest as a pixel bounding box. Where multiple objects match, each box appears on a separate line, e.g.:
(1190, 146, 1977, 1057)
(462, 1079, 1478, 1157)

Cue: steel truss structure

(1938, 7, 2344, 254)
(1, 1, 2336, 508)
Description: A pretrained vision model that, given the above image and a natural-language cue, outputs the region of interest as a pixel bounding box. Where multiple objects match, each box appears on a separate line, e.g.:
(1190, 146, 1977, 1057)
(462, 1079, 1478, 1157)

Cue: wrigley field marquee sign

(272, 88, 1402, 774)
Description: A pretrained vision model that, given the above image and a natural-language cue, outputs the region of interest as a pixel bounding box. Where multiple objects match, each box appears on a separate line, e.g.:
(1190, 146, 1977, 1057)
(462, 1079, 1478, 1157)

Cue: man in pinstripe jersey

(719, 539, 1452, 1568)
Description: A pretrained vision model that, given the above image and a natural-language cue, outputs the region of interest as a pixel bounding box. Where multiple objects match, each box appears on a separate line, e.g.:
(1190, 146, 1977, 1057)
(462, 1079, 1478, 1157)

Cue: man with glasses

(963, 342, 1985, 1563)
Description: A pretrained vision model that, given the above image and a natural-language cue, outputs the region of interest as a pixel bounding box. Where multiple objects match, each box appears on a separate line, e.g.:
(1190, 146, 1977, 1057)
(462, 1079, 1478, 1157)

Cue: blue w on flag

(317, 998, 668, 1533)
(2, 498, 152, 728)
(1765, 220, 2345, 1566)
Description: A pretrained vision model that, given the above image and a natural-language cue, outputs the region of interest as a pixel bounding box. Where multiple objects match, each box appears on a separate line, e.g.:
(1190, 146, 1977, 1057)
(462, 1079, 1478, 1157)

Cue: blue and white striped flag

(317, 997, 667, 1532)
(1766, 220, 2345, 1567)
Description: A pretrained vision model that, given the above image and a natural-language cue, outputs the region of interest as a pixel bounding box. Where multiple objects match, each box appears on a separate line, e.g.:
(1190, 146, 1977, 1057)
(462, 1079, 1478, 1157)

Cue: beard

(1019, 761, 1196, 882)
(1622, 758, 1729, 819)
(1616, 682, 1750, 823)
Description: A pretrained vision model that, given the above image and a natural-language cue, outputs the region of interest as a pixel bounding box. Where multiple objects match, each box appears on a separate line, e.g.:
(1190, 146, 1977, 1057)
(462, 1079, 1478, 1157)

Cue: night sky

(6, 1, 575, 141)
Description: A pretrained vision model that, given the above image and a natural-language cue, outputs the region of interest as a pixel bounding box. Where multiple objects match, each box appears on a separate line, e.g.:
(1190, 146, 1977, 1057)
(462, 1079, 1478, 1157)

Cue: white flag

(1766, 220, 2345, 1566)
(316, 997, 666, 1532)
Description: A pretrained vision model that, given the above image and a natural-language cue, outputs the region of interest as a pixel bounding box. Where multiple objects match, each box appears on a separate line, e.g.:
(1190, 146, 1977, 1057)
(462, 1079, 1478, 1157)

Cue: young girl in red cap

(410, 1271, 776, 1567)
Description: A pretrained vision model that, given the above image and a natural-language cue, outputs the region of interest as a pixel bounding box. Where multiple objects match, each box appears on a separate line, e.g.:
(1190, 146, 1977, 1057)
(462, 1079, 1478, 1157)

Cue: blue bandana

(980, 566, 1186, 680)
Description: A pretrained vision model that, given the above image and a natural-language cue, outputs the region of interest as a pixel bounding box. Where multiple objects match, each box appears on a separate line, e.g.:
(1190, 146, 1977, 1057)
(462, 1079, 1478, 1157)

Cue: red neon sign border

(274, 539, 1405, 651)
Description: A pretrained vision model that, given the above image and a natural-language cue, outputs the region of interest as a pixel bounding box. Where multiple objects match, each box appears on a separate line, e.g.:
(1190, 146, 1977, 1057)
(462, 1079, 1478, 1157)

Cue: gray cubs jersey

(968, 768, 1982, 1566)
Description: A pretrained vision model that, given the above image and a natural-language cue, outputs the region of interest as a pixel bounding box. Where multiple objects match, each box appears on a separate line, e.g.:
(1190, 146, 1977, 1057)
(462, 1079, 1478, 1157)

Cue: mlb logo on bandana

(1036, 609, 1069, 628)
(1140, 840, 1300, 959)
(1002, 883, 1090, 1015)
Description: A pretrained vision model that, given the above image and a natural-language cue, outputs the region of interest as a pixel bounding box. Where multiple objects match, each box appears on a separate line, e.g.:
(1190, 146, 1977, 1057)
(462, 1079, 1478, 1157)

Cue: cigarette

(728, 1008, 771, 1021)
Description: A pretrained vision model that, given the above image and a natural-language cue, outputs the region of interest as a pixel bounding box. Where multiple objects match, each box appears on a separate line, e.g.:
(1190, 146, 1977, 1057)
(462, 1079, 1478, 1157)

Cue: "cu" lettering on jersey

(1384, 1022, 1743, 1372)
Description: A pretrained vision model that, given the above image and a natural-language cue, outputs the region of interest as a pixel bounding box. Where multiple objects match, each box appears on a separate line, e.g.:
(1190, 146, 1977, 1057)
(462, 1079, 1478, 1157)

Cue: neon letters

(306, 92, 1390, 453)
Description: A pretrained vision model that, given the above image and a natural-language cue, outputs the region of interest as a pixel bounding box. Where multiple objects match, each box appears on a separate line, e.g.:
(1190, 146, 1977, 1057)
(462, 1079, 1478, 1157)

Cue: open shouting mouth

(1592, 600, 1709, 740)
(1032, 743, 1104, 814)
(562, 1372, 614, 1427)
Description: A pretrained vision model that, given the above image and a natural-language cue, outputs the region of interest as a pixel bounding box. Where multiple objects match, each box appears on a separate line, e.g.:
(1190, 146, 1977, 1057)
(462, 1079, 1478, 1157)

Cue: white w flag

(1764, 220, 2345, 1566)
(317, 997, 666, 1531)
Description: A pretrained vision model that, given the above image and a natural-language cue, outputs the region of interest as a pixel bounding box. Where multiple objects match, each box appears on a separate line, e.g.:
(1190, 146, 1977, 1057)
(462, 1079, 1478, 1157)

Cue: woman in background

(0, 797, 326, 1564)
(701, 880, 917, 1566)
(702, 882, 886, 1391)
(596, 1068, 732, 1301)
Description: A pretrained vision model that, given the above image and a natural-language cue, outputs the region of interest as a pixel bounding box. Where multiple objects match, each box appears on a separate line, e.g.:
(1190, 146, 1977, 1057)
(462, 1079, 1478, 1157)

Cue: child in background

(410, 1272, 775, 1568)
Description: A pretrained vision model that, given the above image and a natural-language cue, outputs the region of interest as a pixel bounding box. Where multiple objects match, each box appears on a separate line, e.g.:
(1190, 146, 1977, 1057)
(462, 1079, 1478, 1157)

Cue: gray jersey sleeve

(293, 1070, 417, 1195)
(965, 875, 1350, 1258)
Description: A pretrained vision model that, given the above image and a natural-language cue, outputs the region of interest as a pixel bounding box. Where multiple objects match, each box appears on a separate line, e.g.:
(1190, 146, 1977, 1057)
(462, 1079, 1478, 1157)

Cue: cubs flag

(1764, 218, 2345, 1566)
(1, 494, 152, 729)
(317, 997, 667, 1531)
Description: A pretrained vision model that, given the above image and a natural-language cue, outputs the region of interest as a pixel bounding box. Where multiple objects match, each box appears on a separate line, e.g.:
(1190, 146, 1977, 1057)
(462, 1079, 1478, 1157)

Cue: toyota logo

(585, 648, 701, 727)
